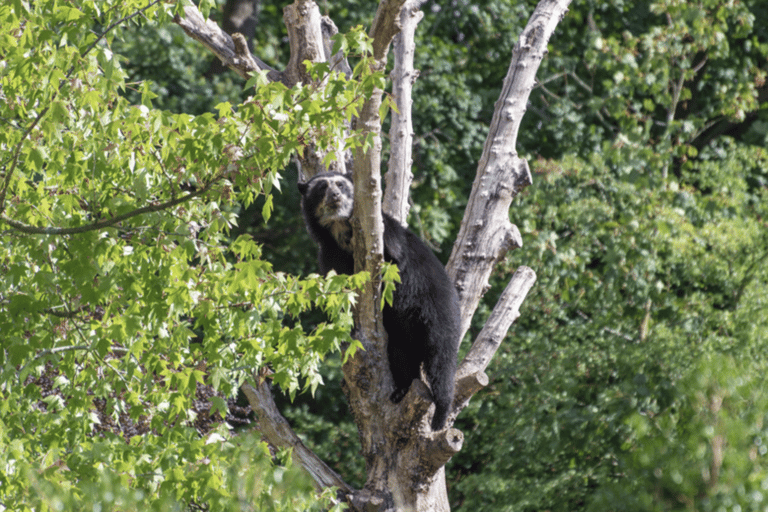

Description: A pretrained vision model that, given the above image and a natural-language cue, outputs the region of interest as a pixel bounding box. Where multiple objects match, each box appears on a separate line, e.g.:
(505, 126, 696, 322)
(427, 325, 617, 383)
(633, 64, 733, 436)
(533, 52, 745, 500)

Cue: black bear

(298, 172, 460, 431)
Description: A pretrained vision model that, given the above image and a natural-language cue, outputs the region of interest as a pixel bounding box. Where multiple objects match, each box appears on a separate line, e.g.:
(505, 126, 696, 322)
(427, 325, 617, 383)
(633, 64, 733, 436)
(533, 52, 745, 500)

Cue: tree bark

(241, 381, 352, 495)
(175, 0, 572, 510)
(205, 0, 261, 76)
(175, 5, 281, 83)
(383, 0, 423, 226)
(454, 266, 537, 414)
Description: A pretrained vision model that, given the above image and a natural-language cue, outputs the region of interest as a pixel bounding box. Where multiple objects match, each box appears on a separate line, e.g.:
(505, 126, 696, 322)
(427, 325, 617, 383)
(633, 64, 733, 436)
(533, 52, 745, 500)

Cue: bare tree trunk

(176, 0, 572, 509)
(383, 0, 423, 225)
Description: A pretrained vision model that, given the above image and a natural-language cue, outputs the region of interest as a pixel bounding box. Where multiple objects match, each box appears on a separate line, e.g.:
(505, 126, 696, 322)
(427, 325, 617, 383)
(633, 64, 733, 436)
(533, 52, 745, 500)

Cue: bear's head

(298, 173, 354, 251)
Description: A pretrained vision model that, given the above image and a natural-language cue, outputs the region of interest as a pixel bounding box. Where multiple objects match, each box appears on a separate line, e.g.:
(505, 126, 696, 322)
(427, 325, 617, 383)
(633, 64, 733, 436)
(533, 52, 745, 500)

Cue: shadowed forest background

(2, 0, 768, 510)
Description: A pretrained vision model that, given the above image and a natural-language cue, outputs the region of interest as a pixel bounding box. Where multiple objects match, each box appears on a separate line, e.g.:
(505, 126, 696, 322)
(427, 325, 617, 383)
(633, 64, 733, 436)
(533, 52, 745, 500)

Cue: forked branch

(447, 0, 571, 339)
(174, 5, 283, 82)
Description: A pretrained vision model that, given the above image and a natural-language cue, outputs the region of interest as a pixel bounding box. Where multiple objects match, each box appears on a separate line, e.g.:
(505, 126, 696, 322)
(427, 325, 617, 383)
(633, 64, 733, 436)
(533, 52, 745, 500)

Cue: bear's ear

(297, 181, 309, 195)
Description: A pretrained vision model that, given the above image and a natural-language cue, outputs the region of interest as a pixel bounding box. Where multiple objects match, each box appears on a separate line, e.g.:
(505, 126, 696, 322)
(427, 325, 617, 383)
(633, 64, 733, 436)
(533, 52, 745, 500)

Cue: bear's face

(303, 174, 353, 226)
(299, 173, 354, 251)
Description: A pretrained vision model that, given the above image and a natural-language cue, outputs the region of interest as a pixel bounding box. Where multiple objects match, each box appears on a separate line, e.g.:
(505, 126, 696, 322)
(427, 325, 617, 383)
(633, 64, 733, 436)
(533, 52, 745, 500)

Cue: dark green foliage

(400, 0, 768, 509)
(586, 357, 768, 512)
(449, 151, 768, 510)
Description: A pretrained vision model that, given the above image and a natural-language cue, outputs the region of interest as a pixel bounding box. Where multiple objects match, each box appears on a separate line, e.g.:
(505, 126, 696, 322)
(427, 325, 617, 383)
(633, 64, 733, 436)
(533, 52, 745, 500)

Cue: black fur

(298, 173, 460, 430)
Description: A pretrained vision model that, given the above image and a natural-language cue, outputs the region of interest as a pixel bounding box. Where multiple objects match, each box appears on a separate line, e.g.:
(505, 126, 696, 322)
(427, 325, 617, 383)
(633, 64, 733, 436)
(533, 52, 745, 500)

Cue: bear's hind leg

(423, 321, 459, 431)
(387, 338, 423, 403)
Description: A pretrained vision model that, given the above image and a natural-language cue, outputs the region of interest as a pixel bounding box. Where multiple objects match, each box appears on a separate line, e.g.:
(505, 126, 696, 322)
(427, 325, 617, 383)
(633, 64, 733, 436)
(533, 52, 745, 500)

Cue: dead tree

(176, 0, 570, 510)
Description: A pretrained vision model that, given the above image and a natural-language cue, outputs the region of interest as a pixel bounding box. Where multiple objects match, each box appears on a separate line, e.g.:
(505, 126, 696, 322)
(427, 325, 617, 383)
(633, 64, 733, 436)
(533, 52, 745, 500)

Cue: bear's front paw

(390, 388, 408, 403)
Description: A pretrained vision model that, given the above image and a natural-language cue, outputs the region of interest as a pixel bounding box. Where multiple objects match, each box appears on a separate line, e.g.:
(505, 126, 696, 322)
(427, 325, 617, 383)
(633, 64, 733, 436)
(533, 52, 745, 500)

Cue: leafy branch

(0, 177, 220, 236)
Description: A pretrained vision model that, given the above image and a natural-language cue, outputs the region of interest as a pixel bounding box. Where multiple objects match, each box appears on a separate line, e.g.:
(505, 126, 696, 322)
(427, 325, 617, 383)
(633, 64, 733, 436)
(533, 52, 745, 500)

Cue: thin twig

(1, 178, 219, 235)
(43, 305, 89, 318)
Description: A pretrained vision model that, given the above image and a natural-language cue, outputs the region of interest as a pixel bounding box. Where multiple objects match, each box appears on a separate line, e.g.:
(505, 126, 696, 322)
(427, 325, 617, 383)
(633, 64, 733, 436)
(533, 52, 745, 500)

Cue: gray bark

(241, 380, 351, 494)
(383, 0, 423, 226)
(205, 0, 261, 76)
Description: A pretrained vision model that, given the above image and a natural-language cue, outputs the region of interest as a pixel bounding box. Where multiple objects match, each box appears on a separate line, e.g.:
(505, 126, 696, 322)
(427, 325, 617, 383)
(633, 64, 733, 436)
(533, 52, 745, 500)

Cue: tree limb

(454, 266, 537, 407)
(241, 381, 354, 495)
(447, 0, 571, 340)
(368, 0, 408, 62)
(282, 0, 327, 87)
(420, 428, 464, 474)
(174, 4, 284, 83)
(384, 0, 424, 225)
